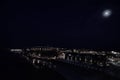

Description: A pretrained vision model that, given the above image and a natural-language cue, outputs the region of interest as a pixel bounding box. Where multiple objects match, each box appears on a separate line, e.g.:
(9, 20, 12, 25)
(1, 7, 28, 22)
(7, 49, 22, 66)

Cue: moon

(102, 9, 112, 18)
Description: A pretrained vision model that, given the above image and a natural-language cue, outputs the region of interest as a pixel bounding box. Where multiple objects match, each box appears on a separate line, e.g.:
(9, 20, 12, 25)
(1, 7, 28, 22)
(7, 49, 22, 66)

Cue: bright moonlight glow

(102, 9, 112, 18)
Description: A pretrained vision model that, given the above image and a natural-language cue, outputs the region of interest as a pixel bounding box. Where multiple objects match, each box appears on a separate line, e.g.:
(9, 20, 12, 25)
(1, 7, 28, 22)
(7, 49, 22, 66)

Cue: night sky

(1, 0, 120, 49)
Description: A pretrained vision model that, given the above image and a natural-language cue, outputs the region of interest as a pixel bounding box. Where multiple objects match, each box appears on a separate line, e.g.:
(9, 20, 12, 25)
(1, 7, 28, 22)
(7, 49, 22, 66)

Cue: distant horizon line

(7, 45, 120, 51)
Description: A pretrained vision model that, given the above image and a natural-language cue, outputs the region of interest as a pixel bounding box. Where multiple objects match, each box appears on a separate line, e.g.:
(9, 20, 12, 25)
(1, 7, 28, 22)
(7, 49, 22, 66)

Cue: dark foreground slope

(0, 50, 66, 80)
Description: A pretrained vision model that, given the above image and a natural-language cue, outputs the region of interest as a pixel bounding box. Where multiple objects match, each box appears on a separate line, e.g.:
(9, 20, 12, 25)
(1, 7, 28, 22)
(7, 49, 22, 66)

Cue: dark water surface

(53, 61, 119, 80)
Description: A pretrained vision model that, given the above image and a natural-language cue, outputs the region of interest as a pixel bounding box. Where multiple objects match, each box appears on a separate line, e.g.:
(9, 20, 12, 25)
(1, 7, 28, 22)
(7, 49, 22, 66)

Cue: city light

(10, 49, 22, 52)
(10, 46, 120, 75)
